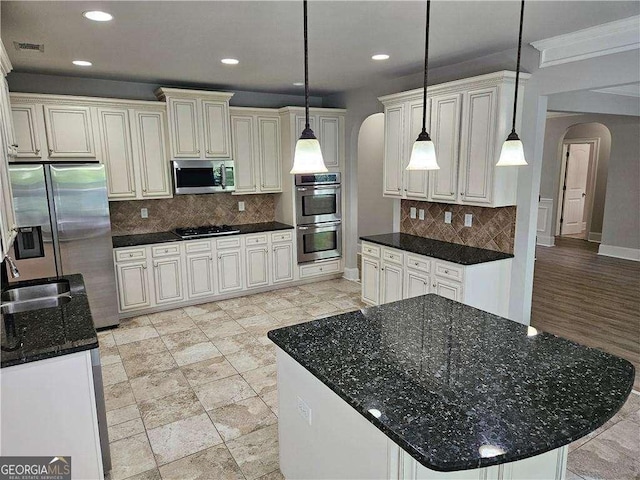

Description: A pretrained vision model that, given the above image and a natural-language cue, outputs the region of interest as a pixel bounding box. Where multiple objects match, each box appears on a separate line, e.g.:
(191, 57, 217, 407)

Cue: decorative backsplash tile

(400, 200, 516, 254)
(109, 193, 277, 235)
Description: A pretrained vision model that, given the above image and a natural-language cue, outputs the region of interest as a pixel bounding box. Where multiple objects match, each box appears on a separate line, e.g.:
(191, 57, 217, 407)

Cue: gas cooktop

(173, 225, 240, 239)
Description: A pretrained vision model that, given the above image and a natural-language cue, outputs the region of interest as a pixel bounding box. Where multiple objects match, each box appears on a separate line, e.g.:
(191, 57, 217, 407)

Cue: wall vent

(13, 42, 44, 52)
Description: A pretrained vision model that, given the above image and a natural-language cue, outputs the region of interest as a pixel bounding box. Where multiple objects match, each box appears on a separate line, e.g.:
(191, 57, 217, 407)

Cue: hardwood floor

(531, 237, 640, 391)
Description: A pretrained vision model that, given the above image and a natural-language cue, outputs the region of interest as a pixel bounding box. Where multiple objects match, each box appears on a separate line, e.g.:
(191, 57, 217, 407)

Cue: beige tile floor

(99, 277, 640, 480)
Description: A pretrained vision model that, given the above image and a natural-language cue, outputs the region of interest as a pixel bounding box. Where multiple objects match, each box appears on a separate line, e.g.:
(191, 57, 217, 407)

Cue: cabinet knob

(143, 188, 147, 193)
(129, 253, 133, 257)
(142, 265, 147, 270)
(11, 144, 18, 148)
(444, 269, 449, 274)
(374, 265, 377, 269)
(381, 267, 385, 271)
(423, 281, 427, 286)
(49, 149, 53, 155)
(432, 283, 436, 288)
(197, 149, 201, 154)
(414, 262, 419, 266)
(35, 149, 40, 155)
(397, 187, 401, 191)
(450, 191, 454, 195)
(207, 150, 211, 154)
(319, 267, 323, 271)
(164, 249, 168, 253)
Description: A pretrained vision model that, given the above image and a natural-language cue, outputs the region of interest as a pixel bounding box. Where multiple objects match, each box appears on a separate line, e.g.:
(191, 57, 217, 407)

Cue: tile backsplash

(109, 193, 277, 235)
(400, 200, 516, 254)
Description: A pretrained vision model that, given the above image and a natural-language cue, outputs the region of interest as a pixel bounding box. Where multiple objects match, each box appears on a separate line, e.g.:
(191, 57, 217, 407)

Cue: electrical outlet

(410, 207, 417, 219)
(297, 396, 312, 425)
(464, 213, 473, 227)
(238, 201, 245, 212)
(141, 208, 148, 219)
(444, 211, 452, 224)
(418, 209, 425, 221)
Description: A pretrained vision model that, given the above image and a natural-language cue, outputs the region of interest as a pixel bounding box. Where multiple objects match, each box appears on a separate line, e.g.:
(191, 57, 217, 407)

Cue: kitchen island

(268, 295, 634, 479)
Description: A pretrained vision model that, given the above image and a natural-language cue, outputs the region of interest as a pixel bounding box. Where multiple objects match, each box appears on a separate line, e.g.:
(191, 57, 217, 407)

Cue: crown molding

(591, 83, 640, 98)
(155, 87, 234, 102)
(9, 92, 166, 109)
(531, 15, 640, 68)
(0, 41, 13, 77)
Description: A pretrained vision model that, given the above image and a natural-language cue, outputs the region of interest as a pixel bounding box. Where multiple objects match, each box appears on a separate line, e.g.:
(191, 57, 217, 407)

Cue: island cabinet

(230, 107, 282, 194)
(379, 71, 530, 207)
(155, 87, 234, 160)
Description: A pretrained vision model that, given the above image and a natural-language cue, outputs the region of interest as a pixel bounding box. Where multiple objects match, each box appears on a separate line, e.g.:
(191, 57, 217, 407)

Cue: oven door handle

(297, 185, 341, 191)
(298, 221, 342, 231)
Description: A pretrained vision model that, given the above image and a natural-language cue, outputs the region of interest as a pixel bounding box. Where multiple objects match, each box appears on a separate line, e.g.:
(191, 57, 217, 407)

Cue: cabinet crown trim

(9, 92, 166, 109)
(278, 106, 346, 115)
(229, 106, 281, 115)
(1, 41, 13, 76)
(155, 87, 235, 101)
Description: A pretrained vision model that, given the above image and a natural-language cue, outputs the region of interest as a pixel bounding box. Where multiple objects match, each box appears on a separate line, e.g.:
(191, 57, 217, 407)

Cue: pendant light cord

(421, 0, 431, 134)
(511, 0, 525, 134)
(303, 0, 310, 130)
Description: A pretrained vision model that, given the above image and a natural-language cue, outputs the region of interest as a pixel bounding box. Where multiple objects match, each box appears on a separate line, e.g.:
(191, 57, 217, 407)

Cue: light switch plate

(238, 201, 245, 212)
(444, 211, 452, 224)
(410, 207, 417, 219)
(141, 208, 148, 219)
(419, 209, 425, 221)
(464, 213, 473, 227)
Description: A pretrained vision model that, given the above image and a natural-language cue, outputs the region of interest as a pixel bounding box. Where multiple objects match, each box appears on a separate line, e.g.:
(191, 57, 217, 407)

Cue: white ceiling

(3, 1, 639, 95)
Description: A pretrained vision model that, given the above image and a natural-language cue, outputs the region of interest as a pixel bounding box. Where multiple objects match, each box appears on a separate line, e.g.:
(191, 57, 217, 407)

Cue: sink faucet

(4, 255, 20, 279)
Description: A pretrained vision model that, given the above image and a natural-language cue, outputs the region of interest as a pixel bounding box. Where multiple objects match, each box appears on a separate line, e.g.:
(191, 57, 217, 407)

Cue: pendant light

(497, 0, 527, 167)
(290, 0, 327, 174)
(406, 0, 439, 171)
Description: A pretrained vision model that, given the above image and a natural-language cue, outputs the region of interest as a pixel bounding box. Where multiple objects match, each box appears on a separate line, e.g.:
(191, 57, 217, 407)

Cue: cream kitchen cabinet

(115, 258, 151, 312)
(43, 105, 97, 158)
(156, 88, 233, 160)
(361, 256, 380, 305)
(185, 241, 216, 299)
(132, 109, 172, 198)
(11, 104, 42, 159)
(0, 43, 17, 255)
(0, 76, 17, 157)
(217, 237, 244, 294)
(379, 71, 528, 207)
(271, 230, 294, 284)
(152, 255, 185, 305)
(380, 261, 404, 304)
(246, 246, 270, 288)
(97, 107, 136, 199)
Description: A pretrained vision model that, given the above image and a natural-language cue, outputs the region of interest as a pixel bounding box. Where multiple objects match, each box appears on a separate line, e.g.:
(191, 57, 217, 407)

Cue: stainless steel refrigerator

(8, 163, 119, 328)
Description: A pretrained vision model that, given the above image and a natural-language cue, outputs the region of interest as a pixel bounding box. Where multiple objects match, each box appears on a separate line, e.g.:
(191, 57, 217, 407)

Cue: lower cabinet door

(186, 253, 215, 298)
(381, 263, 404, 304)
(116, 260, 150, 311)
(217, 249, 244, 293)
(405, 269, 430, 299)
(361, 256, 380, 305)
(153, 256, 184, 304)
(246, 246, 270, 288)
(272, 242, 294, 284)
(432, 277, 463, 301)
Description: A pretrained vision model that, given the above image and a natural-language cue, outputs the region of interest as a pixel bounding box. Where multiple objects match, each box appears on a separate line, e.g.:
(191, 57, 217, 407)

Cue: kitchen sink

(1, 280, 72, 314)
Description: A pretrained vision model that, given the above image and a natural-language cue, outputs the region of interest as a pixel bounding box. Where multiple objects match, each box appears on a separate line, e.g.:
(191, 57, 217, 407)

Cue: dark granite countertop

(112, 222, 294, 248)
(1, 274, 98, 368)
(268, 295, 634, 472)
(360, 233, 513, 265)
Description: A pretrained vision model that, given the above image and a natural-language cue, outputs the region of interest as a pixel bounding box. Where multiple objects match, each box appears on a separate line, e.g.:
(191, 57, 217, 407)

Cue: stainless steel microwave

(172, 160, 235, 194)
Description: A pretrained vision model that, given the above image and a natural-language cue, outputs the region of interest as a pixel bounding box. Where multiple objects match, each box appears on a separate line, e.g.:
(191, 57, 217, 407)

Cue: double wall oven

(295, 173, 342, 263)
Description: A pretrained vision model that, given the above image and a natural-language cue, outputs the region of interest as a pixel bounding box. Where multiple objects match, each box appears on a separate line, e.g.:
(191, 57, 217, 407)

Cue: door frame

(555, 137, 600, 238)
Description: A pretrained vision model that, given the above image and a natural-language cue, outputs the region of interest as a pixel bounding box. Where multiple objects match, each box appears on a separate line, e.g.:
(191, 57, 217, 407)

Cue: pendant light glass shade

(497, 131, 527, 166)
(407, 132, 439, 170)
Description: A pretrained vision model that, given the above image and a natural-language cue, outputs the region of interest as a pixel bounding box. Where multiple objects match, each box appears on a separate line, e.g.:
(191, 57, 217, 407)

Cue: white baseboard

(588, 232, 602, 243)
(598, 244, 640, 262)
(536, 235, 555, 247)
(343, 267, 360, 282)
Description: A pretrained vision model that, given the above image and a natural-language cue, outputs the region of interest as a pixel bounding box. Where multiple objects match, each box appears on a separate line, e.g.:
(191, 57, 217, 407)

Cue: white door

(432, 278, 463, 302)
(116, 261, 150, 311)
(381, 263, 403, 304)
(168, 98, 200, 158)
(217, 249, 243, 293)
(272, 242, 294, 284)
(11, 105, 42, 158)
(405, 269, 430, 299)
(153, 257, 184, 304)
(429, 94, 462, 202)
(97, 108, 136, 199)
(361, 256, 380, 305)
(134, 110, 171, 198)
(383, 104, 404, 197)
(246, 246, 270, 288)
(404, 99, 429, 199)
(186, 253, 215, 298)
(43, 105, 96, 158)
(202, 100, 231, 158)
(318, 115, 340, 169)
(257, 116, 282, 192)
(561, 143, 591, 235)
(231, 115, 257, 194)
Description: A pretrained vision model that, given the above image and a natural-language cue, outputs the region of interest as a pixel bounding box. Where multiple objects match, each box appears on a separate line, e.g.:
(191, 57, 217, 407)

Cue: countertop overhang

(268, 294, 634, 471)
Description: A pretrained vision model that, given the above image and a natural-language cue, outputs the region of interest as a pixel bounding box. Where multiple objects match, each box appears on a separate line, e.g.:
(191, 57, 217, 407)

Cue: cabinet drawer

(115, 247, 146, 262)
(151, 244, 181, 257)
(407, 254, 431, 273)
(245, 233, 268, 246)
(299, 259, 341, 278)
(271, 230, 293, 243)
(185, 241, 212, 254)
(216, 237, 241, 250)
(382, 248, 404, 265)
(361, 243, 380, 259)
(434, 261, 464, 282)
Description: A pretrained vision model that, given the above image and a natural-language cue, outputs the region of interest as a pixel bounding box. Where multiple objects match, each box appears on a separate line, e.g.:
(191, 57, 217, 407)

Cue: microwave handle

(221, 163, 227, 189)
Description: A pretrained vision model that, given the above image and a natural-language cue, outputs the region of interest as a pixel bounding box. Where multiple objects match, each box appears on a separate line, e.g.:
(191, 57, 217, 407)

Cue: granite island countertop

(113, 221, 294, 248)
(1, 274, 98, 368)
(268, 294, 634, 472)
(360, 233, 513, 265)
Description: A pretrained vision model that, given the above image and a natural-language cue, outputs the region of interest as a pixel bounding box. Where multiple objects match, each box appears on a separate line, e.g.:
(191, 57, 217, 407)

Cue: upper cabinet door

(318, 115, 340, 169)
(0, 77, 17, 156)
(458, 87, 497, 205)
(257, 115, 282, 192)
(429, 93, 462, 202)
(404, 99, 429, 199)
(383, 104, 404, 197)
(43, 105, 96, 158)
(168, 98, 200, 158)
(133, 110, 171, 198)
(11, 105, 41, 159)
(231, 115, 257, 194)
(202, 100, 232, 158)
(97, 108, 136, 199)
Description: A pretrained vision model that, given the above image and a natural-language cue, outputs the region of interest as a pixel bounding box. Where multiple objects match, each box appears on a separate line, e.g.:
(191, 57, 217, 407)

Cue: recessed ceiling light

(293, 82, 304, 86)
(82, 10, 113, 22)
(72, 60, 92, 67)
(221, 58, 239, 65)
(371, 54, 390, 61)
